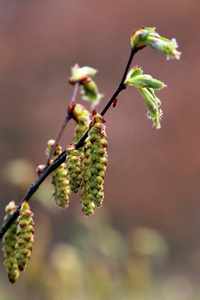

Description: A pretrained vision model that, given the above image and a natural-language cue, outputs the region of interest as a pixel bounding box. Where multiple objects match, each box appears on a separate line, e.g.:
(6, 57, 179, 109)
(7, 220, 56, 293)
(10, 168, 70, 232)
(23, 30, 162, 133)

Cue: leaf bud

(131, 27, 181, 60)
(36, 164, 45, 175)
(68, 64, 97, 84)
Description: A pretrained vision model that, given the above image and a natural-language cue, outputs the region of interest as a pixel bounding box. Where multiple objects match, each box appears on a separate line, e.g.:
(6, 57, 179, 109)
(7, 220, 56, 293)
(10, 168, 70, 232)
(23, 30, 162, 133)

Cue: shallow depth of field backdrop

(0, 1, 200, 300)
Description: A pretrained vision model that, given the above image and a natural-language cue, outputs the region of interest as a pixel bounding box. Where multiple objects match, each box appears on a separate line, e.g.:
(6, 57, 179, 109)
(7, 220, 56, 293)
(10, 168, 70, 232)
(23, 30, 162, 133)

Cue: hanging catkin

(46, 140, 70, 209)
(2, 201, 19, 283)
(81, 113, 108, 215)
(15, 201, 34, 272)
(71, 104, 90, 153)
(66, 144, 82, 193)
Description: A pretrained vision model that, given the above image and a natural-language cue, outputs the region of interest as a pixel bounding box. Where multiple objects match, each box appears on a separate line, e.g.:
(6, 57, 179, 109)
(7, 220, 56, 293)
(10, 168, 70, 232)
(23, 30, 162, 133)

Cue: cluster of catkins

(2, 201, 34, 283)
(37, 104, 108, 216)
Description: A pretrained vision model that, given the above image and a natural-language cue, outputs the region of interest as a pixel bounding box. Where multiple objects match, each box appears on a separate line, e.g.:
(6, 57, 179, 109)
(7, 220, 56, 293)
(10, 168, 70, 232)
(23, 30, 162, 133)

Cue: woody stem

(0, 48, 139, 240)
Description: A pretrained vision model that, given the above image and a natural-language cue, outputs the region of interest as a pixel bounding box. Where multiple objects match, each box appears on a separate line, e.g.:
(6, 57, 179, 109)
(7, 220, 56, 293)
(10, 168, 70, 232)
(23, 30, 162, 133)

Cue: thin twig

(100, 48, 137, 117)
(76, 48, 138, 149)
(48, 83, 79, 161)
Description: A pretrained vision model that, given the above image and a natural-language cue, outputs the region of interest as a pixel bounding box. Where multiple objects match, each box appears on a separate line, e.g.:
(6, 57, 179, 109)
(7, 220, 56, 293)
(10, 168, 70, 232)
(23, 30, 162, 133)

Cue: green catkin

(15, 201, 34, 272)
(88, 114, 108, 207)
(81, 114, 108, 215)
(66, 145, 82, 193)
(46, 140, 70, 209)
(81, 137, 95, 216)
(72, 104, 91, 153)
(2, 201, 20, 283)
(51, 162, 70, 209)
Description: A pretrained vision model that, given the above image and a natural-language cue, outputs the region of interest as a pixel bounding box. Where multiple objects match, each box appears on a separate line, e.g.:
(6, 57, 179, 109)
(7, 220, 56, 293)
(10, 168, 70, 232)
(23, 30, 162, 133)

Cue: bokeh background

(0, 0, 200, 299)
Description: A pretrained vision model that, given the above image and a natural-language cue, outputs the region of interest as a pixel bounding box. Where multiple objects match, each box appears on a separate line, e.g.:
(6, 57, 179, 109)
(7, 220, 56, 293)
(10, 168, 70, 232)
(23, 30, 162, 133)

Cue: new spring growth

(124, 66, 165, 129)
(2, 201, 19, 283)
(66, 144, 82, 194)
(139, 87, 163, 129)
(68, 64, 103, 108)
(87, 113, 108, 207)
(71, 104, 91, 149)
(46, 140, 70, 209)
(81, 112, 108, 216)
(81, 136, 95, 216)
(124, 66, 166, 89)
(131, 27, 181, 60)
(71, 103, 91, 126)
(68, 64, 97, 83)
(0, 26, 182, 285)
(15, 201, 34, 272)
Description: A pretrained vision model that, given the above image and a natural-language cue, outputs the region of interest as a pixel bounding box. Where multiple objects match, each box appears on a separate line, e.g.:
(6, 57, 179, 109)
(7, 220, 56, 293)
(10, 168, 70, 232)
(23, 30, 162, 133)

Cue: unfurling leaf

(131, 27, 181, 60)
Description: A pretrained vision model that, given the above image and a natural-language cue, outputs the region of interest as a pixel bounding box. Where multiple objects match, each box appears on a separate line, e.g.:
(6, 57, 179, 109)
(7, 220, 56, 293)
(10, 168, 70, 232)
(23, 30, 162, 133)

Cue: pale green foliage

(69, 64, 103, 108)
(131, 27, 181, 60)
(125, 66, 165, 129)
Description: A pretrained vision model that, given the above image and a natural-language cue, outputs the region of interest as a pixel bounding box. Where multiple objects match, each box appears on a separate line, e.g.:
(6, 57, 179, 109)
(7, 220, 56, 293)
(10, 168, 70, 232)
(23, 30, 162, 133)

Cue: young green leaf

(68, 64, 103, 108)
(131, 27, 181, 60)
(80, 79, 103, 108)
(69, 64, 97, 84)
(125, 66, 166, 89)
(139, 87, 163, 129)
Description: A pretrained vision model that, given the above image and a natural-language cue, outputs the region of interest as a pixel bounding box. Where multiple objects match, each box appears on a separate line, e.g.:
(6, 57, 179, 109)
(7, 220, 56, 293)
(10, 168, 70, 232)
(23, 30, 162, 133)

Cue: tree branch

(0, 151, 66, 239)
(0, 47, 138, 240)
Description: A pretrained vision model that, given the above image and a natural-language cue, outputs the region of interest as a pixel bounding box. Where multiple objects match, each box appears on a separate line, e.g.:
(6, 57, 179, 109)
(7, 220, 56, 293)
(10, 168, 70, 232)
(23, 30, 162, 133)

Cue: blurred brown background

(0, 0, 200, 299)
